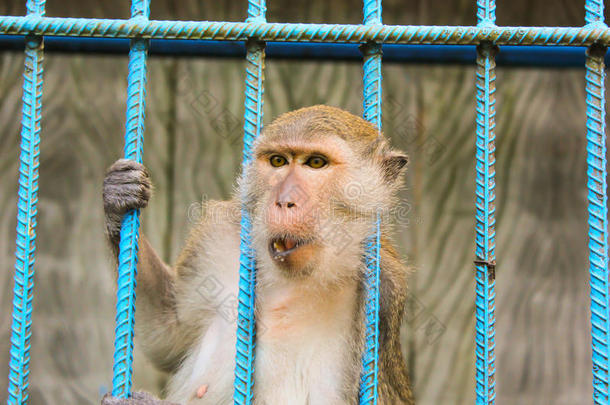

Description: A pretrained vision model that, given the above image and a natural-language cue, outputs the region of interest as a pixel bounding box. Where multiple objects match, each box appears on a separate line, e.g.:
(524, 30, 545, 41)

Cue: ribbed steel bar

(7, 1, 45, 404)
(111, 0, 150, 399)
(474, 42, 497, 405)
(2, 17, 610, 46)
(359, 213, 382, 405)
(359, 1, 382, 404)
(585, 1, 610, 403)
(587, 44, 609, 405)
(587, 46, 609, 405)
(233, 1, 266, 404)
(586, 0, 604, 26)
(474, 2, 497, 405)
(247, 0, 266, 24)
(476, 0, 496, 26)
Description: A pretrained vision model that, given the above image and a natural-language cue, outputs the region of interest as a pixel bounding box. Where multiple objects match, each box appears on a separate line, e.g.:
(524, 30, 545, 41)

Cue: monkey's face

(250, 135, 351, 275)
(241, 105, 408, 283)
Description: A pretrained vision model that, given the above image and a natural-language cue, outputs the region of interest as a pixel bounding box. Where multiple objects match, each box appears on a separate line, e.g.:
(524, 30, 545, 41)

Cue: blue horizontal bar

(0, 16, 609, 46)
(0, 35, 594, 67)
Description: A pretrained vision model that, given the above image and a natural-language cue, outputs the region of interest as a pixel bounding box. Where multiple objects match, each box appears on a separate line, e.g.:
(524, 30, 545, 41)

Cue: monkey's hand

(103, 159, 152, 250)
(101, 392, 179, 405)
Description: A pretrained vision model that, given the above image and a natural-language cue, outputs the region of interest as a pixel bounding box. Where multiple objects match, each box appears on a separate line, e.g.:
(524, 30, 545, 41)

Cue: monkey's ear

(381, 151, 409, 183)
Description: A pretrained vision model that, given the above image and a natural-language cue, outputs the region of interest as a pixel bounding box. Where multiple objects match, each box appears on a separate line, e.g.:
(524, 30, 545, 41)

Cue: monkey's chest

(171, 313, 357, 405)
(170, 287, 359, 405)
(252, 297, 359, 404)
(253, 328, 357, 405)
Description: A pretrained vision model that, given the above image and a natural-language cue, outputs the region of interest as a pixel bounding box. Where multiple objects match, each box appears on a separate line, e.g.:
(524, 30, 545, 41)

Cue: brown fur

(102, 105, 413, 404)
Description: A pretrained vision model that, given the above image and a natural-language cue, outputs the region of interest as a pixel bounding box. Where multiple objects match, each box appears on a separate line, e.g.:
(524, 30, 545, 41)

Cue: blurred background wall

(0, 0, 597, 403)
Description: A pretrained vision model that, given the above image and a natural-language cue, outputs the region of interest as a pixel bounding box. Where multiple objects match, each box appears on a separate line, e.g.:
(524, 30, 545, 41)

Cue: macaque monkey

(101, 105, 413, 405)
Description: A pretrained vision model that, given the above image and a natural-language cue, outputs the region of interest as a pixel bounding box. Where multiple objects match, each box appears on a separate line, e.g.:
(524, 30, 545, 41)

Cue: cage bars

(474, 1, 497, 404)
(2, 37, 610, 68)
(3, 19, 610, 46)
(2, 0, 610, 404)
(233, 0, 266, 403)
(358, 0, 383, 403)
(6, 1, 45, 404)
(585, 1, 609, 404)
(110, 0, 151, 399)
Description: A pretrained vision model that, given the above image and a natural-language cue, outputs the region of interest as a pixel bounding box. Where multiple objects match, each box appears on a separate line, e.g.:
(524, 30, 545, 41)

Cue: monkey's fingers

(103, 181, 152, 213)
(101, 391, 180, 405)
(106, 158, 150, 176)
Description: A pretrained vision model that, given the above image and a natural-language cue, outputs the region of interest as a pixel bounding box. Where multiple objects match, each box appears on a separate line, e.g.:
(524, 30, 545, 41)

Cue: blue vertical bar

(233, 1, 266, 404)
(359, 1, 382, 404)
(586, 0, 605, 25)
(585, 1, 610, 404)
(111, 0, 150, 398)
(474, 1, 497, 404)
(7, 1, 45, 404)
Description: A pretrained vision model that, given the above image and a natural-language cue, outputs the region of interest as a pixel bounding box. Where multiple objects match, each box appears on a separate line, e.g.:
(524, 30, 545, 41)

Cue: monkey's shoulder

(379, 235, 410, 282)
(201, 198, 241, 228)
(191, 198, 240, 239)
(176, 199, 241, 279)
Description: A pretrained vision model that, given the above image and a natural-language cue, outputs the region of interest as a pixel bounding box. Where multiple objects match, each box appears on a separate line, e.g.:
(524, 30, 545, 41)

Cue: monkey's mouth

(268, 237, 309, 261)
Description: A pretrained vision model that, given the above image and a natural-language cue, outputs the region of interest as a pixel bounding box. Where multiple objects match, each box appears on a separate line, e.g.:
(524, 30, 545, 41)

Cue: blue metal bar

(585, 1, 610, 404)
(0, 2, 606, 405)
(474, 1, 497, 404)
(111, 0, 150, 399)
(247, 0, 266, 24)
(476, 0, 496, 26)
(233, 1, 266, 403)
(2, 17, 610, 46)
(586, 0, 605, 26)
(359, 211, 382, 405)
(363, 0, 381, 26)
(587, 46, 610, 405)
(7, 2, 45, 404)
(359, 1, 382, 404)
(0, 36, 602, 67)
(587, 45, 609, 405)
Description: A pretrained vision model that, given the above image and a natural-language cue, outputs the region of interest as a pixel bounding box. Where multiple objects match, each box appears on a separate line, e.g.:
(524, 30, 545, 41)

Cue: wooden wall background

(0, 0, 599, 403)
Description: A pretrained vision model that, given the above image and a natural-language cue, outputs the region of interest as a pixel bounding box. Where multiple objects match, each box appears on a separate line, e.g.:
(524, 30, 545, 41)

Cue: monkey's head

(240, 105, 408, 285)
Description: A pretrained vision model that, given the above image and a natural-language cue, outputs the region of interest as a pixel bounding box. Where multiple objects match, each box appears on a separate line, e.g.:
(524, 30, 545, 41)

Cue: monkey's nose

(275, 200, 296, 209)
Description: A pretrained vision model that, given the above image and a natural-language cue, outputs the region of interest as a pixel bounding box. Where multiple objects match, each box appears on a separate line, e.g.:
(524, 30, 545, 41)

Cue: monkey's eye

(269, 155, 288, 167)
(305, 156, 327, 169)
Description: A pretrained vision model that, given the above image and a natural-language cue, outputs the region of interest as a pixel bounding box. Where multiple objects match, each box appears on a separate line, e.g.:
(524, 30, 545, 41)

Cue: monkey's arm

(377, 239, 414, 405)
(133, 237, 201, 373)
(135, 206, 241, 375)
(103, 159, 200, 373)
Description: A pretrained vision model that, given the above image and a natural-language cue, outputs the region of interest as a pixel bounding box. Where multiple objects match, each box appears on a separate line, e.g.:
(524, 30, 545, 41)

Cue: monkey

(101, 105, 413, 405)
